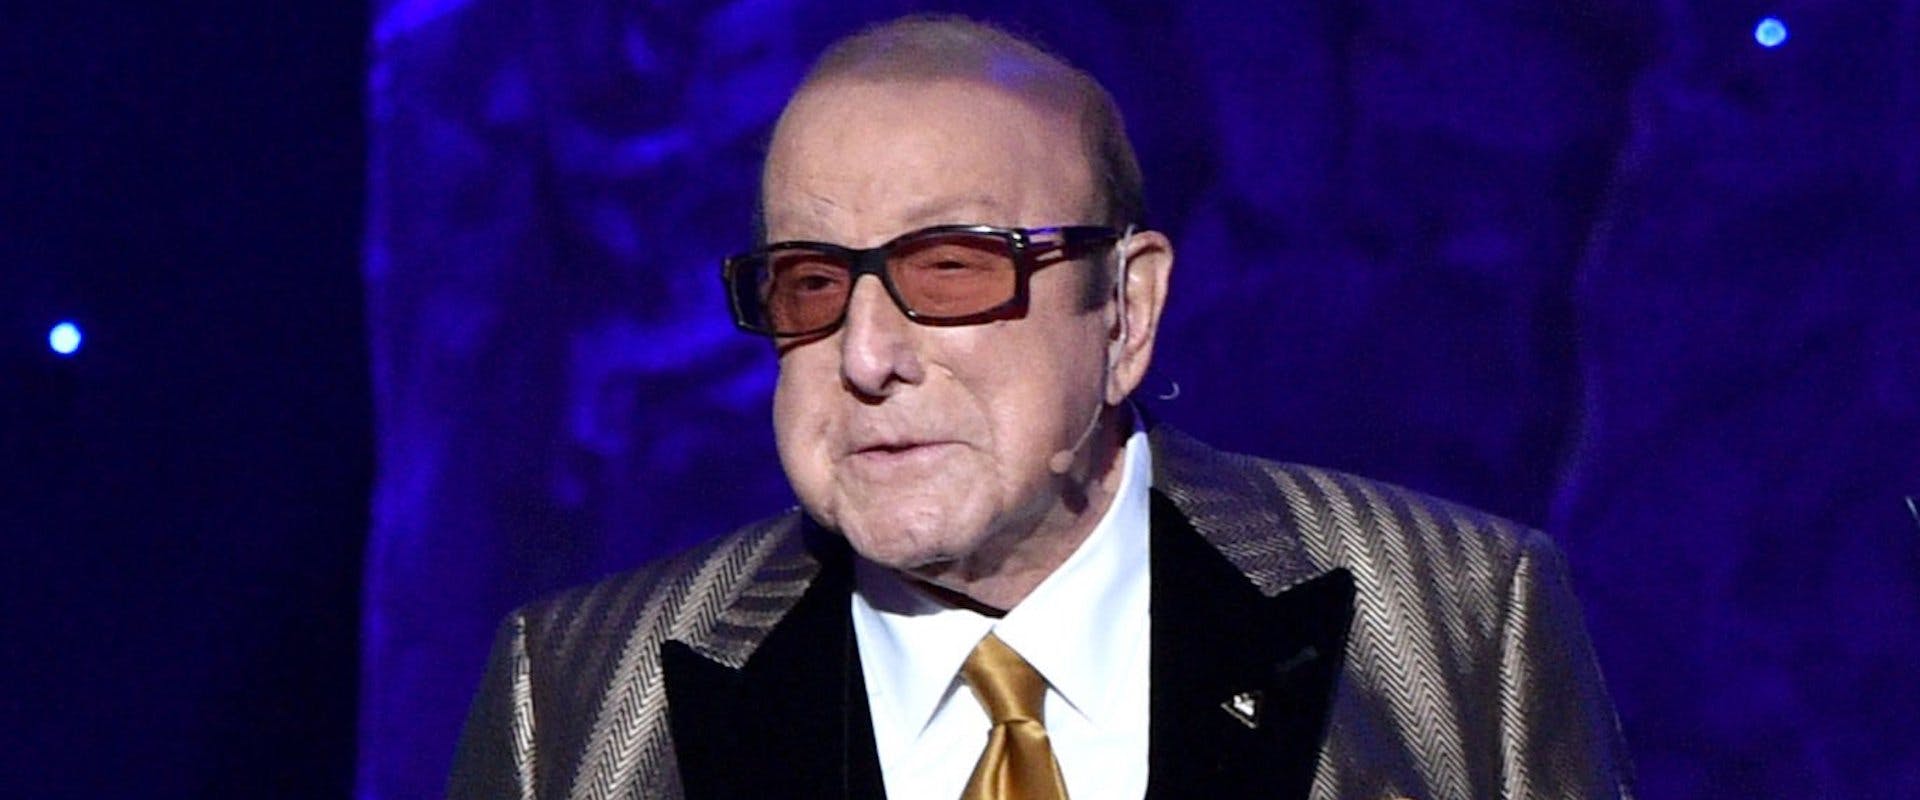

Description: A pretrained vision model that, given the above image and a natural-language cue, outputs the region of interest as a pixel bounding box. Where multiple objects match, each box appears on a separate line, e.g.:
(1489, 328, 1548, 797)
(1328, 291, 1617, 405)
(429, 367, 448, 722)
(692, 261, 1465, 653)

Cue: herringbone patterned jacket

(450, 426, 1633, 799)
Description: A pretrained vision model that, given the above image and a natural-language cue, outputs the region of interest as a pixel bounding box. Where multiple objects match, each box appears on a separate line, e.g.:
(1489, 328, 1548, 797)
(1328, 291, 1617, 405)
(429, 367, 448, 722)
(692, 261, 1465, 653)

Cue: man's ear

(1106, 230, 1173, 405)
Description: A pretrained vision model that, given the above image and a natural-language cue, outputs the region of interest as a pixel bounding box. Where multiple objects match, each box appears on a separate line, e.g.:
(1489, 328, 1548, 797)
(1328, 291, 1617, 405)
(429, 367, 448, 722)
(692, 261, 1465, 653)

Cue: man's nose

(838, 275, 924, 397)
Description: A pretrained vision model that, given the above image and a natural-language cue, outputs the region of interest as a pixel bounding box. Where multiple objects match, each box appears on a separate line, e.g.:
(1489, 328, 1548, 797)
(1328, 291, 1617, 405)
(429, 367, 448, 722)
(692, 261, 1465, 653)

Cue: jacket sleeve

(1495, 531, 1637, 798)
(448, 613, 538, 800)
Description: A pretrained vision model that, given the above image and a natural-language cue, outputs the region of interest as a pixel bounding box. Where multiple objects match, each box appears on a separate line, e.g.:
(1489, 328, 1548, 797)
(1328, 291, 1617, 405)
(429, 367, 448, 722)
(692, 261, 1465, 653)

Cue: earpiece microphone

(1049, 395, 1107, 474)
(1049, 226, 1134, 475)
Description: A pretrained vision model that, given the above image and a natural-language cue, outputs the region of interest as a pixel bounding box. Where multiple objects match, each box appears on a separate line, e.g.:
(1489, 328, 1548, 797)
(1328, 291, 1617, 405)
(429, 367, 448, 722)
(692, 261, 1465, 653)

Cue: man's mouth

(847, 440, 959, 469)
(860, 442, 929, 454)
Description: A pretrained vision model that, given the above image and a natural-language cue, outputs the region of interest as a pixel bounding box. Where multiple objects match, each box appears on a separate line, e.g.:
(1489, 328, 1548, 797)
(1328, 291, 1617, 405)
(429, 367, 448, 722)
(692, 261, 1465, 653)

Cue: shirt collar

(851, 423, 1154, 738)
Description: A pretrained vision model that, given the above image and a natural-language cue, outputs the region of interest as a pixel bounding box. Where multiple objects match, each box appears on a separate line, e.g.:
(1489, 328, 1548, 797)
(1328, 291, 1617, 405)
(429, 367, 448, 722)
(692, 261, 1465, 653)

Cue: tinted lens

(888, 231, 1017, 318)
(755, 247, 852, 334)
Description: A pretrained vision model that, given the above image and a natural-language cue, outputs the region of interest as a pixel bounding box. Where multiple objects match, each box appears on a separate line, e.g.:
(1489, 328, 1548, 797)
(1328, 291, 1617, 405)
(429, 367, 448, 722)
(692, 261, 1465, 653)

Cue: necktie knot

(962, 633, 1048, 725)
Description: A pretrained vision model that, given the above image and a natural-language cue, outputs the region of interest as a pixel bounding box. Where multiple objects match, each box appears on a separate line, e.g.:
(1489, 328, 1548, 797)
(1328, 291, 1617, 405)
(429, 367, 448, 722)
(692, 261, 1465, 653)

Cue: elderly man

(450, 15, 1632, 800)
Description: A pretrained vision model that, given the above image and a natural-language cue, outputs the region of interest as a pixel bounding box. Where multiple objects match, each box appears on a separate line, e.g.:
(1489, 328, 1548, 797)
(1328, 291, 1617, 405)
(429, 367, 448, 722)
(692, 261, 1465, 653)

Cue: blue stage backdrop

(359, 2, 1920, 798)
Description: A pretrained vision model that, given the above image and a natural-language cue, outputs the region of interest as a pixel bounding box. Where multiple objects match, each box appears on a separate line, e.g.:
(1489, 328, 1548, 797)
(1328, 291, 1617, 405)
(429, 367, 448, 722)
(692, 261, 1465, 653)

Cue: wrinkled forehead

(793, 30, 1090, 118)
(771, 72, 1084, 159)
(761, 76, 1095, 232)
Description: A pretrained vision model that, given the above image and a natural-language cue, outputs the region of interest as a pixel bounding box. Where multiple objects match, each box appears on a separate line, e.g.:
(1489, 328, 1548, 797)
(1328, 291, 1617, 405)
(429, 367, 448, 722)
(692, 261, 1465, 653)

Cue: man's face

(763, 78, 1113, 579)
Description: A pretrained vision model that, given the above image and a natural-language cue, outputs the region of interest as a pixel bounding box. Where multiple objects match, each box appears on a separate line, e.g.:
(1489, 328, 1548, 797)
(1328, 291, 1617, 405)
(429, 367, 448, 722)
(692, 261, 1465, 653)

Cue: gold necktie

(959, 634, 1070, 800)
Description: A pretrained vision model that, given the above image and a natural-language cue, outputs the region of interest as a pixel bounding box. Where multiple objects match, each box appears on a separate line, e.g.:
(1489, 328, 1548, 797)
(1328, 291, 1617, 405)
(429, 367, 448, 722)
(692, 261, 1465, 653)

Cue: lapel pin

(1221, 690, 1263, 729)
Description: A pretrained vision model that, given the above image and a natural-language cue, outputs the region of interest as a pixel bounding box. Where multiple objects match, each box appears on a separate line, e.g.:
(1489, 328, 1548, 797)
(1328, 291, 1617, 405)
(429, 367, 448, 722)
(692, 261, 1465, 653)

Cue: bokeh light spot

(1755, 17, 1789, 48)
(49, 321, 83, 356)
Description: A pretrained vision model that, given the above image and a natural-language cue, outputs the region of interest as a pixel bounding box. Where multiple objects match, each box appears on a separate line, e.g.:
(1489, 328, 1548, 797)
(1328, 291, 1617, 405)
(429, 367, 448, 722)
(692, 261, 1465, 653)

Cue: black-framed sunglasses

(721, 224, 1121, 338)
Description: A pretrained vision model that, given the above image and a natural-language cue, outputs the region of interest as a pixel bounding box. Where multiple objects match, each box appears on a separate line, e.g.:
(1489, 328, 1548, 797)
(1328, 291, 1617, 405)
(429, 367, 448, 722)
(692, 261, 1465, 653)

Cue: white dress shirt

(851, 427, 1153, 799)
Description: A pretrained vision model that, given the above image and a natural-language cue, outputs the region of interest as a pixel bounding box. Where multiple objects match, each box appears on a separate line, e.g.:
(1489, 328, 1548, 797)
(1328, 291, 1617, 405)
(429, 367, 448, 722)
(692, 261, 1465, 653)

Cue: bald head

(758, 15, 1144, 242)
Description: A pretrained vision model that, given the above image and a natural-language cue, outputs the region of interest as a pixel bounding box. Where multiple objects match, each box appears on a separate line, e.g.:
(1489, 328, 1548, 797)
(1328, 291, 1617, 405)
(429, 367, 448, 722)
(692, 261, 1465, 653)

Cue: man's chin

(857, 541, 991, 593)
(840, 531, 955, 573)
(831, 515, 965, 568)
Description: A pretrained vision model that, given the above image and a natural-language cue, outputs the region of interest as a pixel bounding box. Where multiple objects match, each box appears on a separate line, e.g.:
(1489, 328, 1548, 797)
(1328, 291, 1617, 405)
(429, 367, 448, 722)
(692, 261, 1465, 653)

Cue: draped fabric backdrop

(360, 2, 1920, 798)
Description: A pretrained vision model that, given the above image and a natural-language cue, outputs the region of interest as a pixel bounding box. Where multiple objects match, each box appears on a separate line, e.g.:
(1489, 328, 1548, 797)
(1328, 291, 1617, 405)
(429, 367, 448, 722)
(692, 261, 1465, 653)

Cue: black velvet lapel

(1146, 489, 1355, 800)
(661, 533, 886, 800)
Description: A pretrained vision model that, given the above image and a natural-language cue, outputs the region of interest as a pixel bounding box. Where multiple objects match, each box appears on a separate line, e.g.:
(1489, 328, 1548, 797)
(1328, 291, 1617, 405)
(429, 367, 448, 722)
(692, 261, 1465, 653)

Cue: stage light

(49, 321, 83, 356)
(1754, 17, 1788, 48)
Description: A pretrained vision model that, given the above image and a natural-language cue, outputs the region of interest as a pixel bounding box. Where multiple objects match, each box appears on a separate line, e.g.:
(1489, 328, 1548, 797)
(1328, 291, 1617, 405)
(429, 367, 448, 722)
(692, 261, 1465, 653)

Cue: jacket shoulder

(1152, 424, 1548, 589)
(486, 510, 811, 796)
(512, 508, 810, 676)
(1268, 458, 1543, 568)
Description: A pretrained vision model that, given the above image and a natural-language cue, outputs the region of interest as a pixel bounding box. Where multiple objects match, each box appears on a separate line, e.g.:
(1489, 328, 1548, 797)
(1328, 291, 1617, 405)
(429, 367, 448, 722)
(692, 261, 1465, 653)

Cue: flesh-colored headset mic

(1049, 226, 1135, 475)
